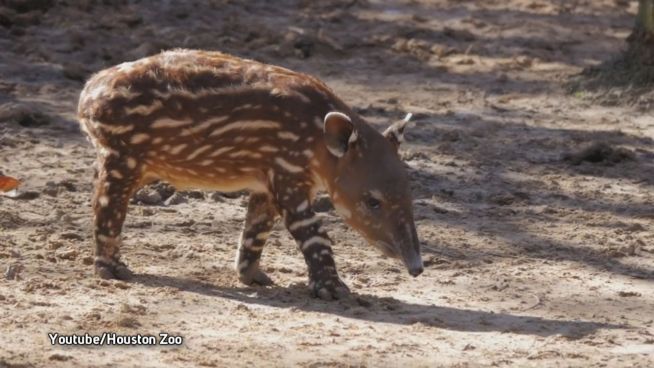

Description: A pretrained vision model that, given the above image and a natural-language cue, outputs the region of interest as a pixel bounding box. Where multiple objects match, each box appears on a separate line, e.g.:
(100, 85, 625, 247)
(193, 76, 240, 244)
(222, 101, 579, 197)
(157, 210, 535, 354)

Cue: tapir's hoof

(95, 258, 133, 280)
(310, 277, 350, 301)
(239, 269, 273, 286)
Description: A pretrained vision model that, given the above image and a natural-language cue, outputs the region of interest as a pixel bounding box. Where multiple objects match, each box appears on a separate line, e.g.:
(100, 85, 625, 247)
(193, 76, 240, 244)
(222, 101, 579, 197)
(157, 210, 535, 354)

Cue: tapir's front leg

(274, 186, 350, 300)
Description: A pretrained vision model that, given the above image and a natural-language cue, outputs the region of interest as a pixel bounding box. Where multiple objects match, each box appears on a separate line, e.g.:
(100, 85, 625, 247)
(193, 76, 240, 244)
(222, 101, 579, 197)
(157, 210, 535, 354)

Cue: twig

(522, 293, 542, 311)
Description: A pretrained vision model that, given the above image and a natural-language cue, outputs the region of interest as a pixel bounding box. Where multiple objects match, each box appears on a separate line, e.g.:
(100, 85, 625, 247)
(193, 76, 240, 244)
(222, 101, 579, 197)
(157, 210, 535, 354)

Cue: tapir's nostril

(409, 266, 423, 277)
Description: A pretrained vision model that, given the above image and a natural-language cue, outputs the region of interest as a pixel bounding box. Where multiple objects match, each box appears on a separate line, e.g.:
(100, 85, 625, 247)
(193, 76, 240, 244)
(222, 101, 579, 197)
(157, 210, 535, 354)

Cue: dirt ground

(1, 0, 653, 367)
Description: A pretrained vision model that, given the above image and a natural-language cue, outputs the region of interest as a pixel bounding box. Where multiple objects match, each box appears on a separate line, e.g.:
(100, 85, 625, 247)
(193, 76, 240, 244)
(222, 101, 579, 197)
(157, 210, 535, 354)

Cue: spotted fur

(78, 49, 422, 300)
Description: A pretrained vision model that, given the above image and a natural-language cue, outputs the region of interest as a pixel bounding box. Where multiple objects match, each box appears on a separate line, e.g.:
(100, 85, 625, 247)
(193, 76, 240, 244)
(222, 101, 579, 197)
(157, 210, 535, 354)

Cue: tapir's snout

(372, 239, 423, 277)
(400, 221, 423, 277)
(404, 252, 424, 277)
(408, 263, 424, 277)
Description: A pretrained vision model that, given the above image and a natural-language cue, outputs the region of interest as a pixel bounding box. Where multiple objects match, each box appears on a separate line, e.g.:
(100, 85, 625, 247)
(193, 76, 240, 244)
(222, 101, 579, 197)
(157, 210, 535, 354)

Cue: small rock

(81, 256, 94, 265)
(116, 316, 140, 328)
(16, 110, 49, 127)
(43, 181, 60, 197)
(132, 188, 163, 205)
(4, 263, 24, 280)
(209, 192, 225, 202)
(57, 249, 78, 260)
(618, 291, 641, 297)
(140, 208, 155, 216)
(49, 353, 72, 362)
(48, 240, 64, 250)
(164, 192, 188, 206)
(150, 181, 176, 199)
(60, 232, 83, 241)
(219, 191, 245, 199)
(181, 190, 204, 200)
(564, 142, 635, 165)
(13, 190, 40, 200)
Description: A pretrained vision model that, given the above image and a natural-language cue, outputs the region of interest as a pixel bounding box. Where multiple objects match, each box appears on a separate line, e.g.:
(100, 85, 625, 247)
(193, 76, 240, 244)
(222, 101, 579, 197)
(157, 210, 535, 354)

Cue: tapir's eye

(366, 197, 382, 210)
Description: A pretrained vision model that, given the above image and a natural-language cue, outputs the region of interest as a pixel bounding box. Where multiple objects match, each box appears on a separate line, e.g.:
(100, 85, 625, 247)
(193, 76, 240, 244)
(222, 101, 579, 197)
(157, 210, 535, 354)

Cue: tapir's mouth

(373, 240, 423, 277)
(373, 240, 398, 258)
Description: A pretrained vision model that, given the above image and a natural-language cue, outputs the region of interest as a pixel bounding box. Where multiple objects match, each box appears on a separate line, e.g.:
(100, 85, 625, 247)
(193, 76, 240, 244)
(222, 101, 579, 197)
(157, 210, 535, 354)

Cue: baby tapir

(77, 49, 422, 300)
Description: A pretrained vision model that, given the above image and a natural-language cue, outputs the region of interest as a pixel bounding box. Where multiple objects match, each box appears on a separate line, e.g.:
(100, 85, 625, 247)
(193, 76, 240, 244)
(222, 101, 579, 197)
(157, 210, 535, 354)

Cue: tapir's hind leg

(92, 151, 143, 280)
(235, 193, 277, 285)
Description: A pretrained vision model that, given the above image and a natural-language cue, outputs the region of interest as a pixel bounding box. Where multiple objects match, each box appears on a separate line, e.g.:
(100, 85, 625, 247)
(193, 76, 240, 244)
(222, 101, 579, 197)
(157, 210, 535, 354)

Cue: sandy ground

(1, 0, 653, 367)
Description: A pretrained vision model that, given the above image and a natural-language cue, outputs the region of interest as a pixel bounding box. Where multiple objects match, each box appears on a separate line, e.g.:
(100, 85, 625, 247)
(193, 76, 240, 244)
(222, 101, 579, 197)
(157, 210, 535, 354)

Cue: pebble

(133, 188, 163, 205)
(164, 192, 188, 206)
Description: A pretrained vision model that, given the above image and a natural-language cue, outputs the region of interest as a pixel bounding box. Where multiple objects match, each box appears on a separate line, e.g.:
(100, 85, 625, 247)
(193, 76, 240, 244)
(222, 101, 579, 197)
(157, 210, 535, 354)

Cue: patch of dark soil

(563, 142, 636, 165)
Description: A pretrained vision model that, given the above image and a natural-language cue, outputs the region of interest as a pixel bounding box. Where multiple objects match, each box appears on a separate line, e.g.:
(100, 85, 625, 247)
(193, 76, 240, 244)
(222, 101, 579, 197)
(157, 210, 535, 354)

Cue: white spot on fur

(181, 116, 230, 136)
(125, 100, 163, 115)
(110, 170, 123, 179)
(130, 133, 150, 144)
(98, 195, 109, 207)
(277, 131, 300, 141)
(301, 236, 331, 251)
(313, 116, 323, 128)
(274, 157, 303, 173)
(97, 122, 134, 134)
(259, 145, 278, 153)
(210, 146, 233, 157)
(229, 151, 262, 159)
(171, 144, 188, 155)
(152, 118, 193, 129)
(186, 144, 212, 160)
(296, 200, 309, 212)
(369, 189, 384, 201)
(126, 157, 137, 169)
(209, 120, 281, 137)
(289, 215, 320, 231)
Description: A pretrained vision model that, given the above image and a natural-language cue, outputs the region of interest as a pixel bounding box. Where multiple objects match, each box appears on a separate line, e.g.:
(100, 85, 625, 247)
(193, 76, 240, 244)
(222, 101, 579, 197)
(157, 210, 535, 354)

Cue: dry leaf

(0, 176, 21, 192)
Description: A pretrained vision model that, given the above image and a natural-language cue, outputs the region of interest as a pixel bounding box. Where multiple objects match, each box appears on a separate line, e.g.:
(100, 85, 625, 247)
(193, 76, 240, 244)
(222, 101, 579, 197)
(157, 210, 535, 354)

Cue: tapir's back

(79, 49, 338, 139)
(78, 49, 341, 192)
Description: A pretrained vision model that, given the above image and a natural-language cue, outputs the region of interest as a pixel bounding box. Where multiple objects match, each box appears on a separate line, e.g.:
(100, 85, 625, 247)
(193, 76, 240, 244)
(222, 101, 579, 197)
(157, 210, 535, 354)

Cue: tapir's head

(322, 111, 423, 277)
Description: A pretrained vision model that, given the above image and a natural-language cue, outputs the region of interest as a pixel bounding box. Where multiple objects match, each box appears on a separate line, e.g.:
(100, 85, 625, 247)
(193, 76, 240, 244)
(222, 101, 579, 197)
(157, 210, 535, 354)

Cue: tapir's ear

(383, 113, 412, 150)
(324, 112, 357, 157)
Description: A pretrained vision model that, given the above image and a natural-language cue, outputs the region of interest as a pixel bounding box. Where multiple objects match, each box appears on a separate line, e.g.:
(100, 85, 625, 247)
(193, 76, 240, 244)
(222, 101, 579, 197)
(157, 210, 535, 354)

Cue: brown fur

(78, 49, 422, 300)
